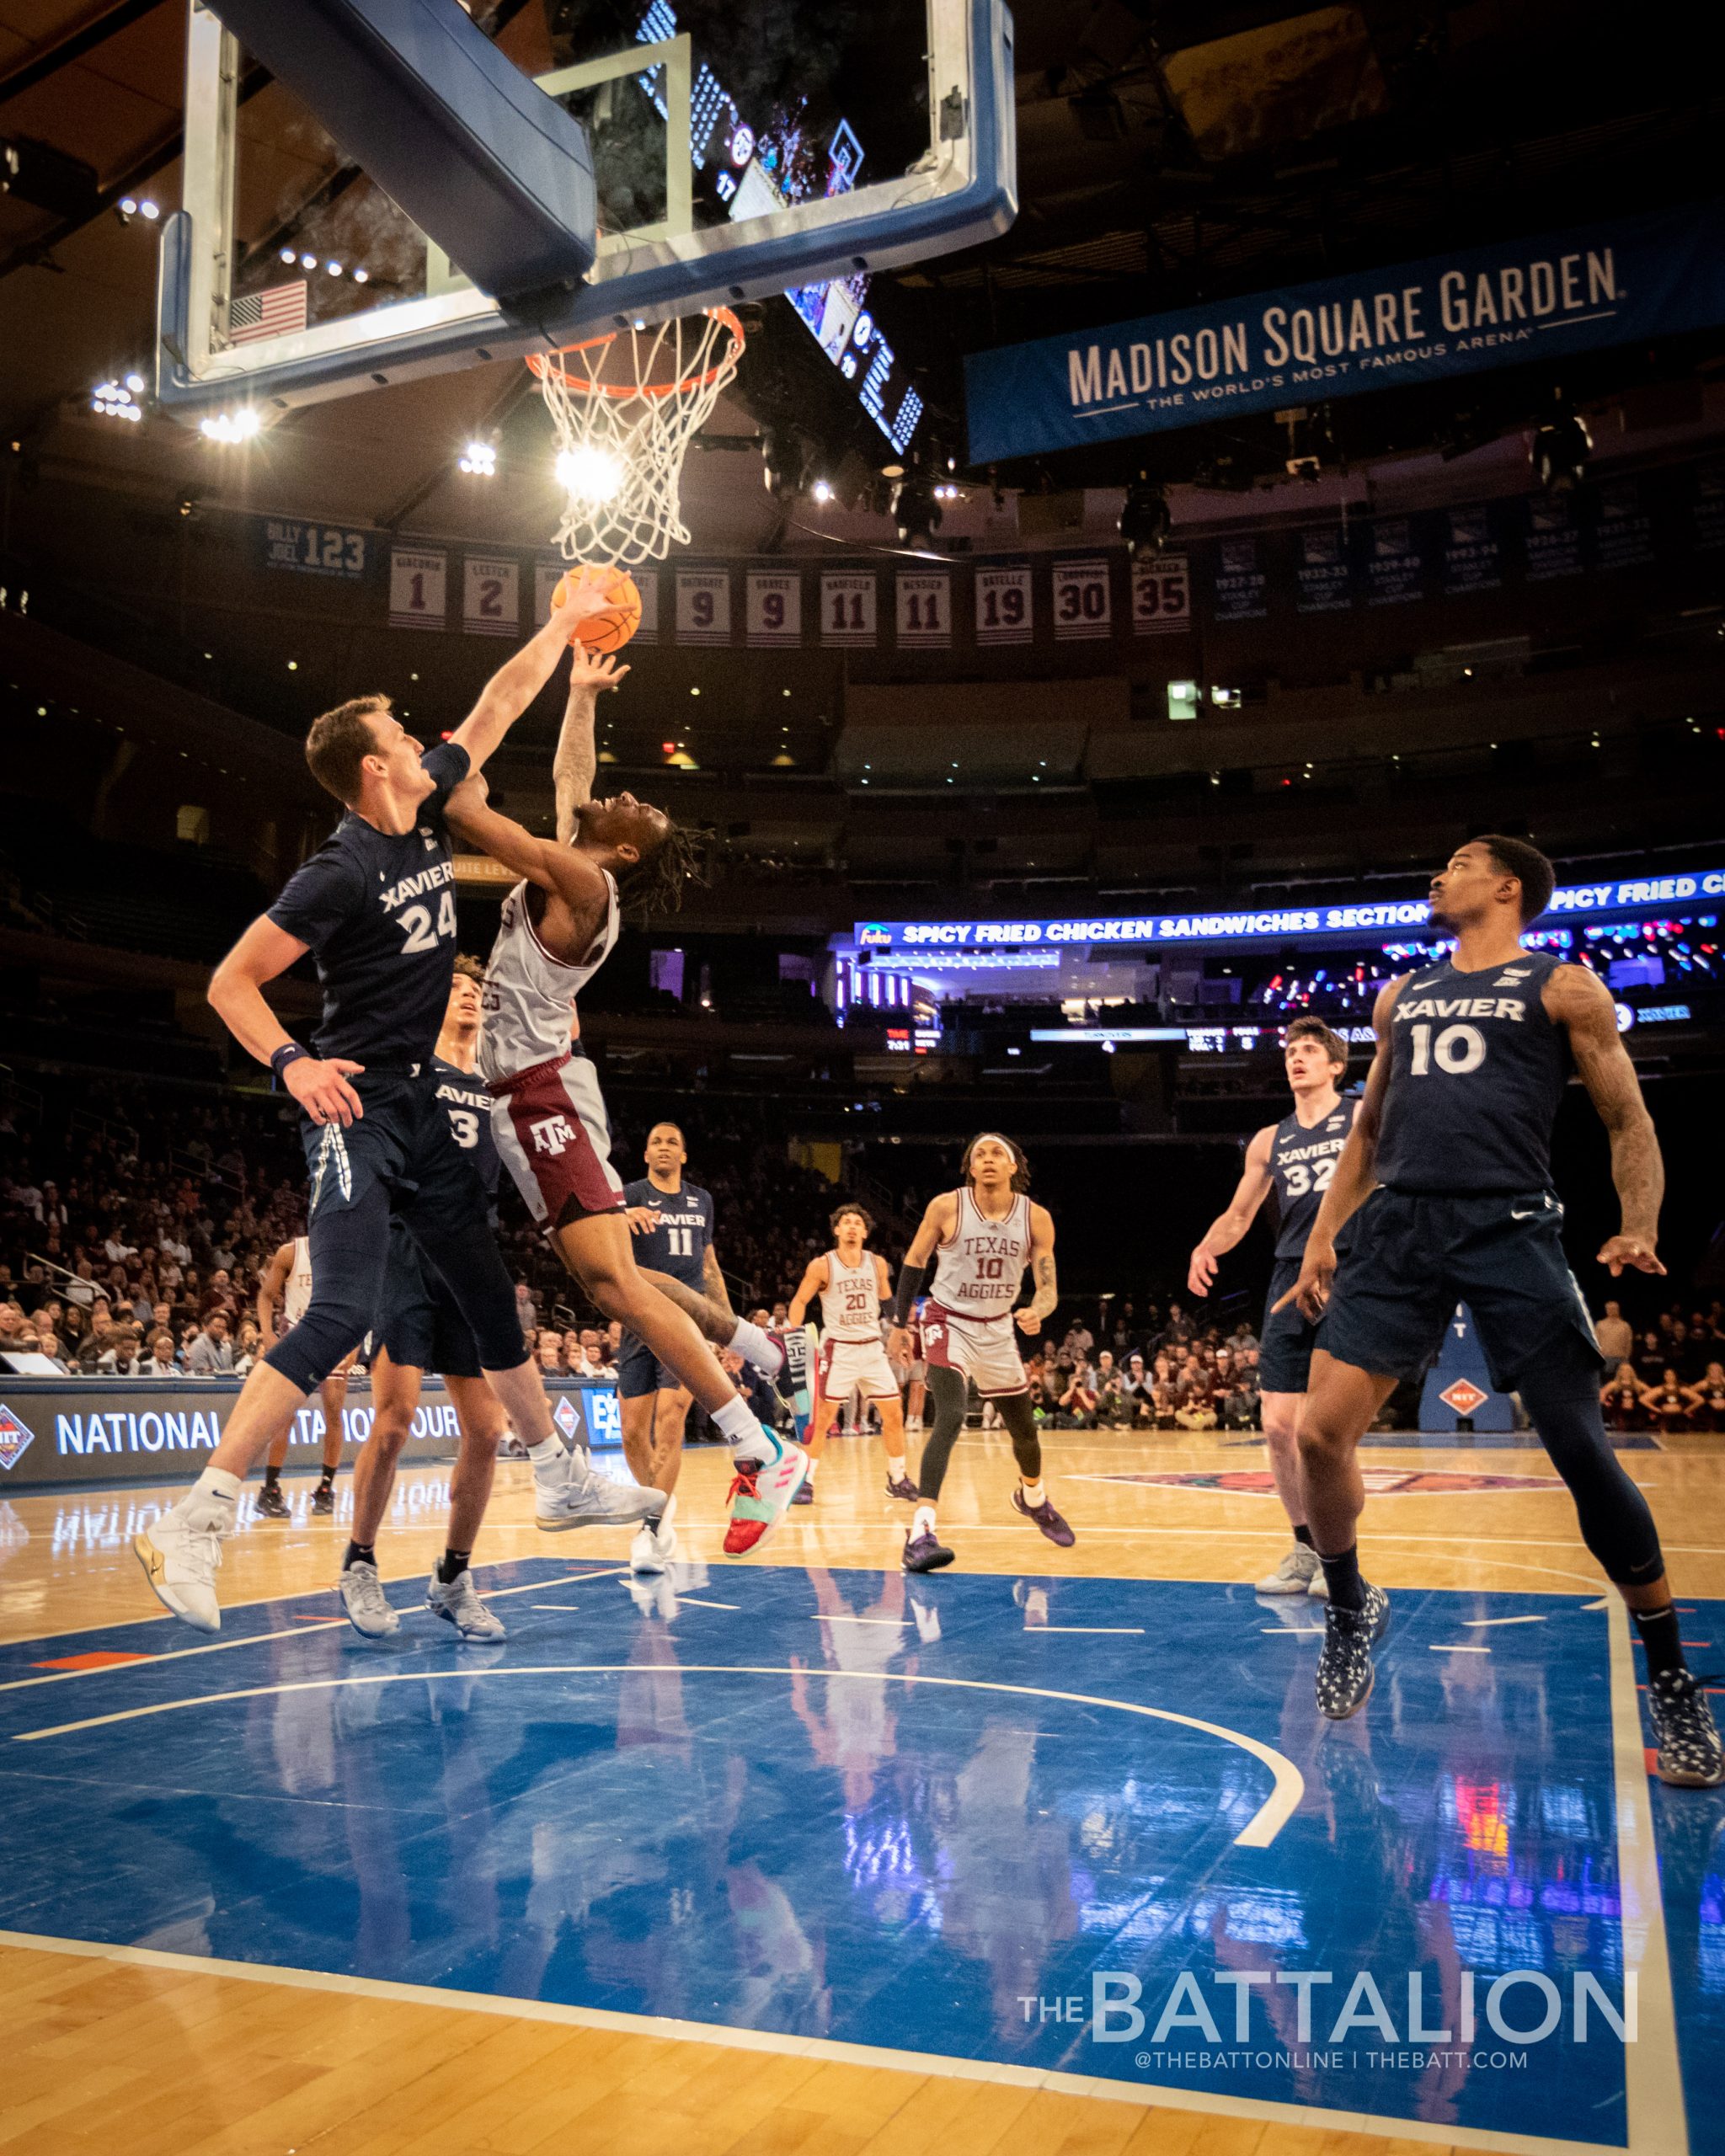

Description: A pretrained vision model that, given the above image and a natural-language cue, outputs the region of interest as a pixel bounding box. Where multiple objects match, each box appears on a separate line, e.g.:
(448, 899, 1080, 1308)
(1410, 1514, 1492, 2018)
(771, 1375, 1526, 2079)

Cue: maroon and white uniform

(480, 873, 625, 1225)
(921, 1187, 1033, 1398)
(815, 1251, 898, 1404)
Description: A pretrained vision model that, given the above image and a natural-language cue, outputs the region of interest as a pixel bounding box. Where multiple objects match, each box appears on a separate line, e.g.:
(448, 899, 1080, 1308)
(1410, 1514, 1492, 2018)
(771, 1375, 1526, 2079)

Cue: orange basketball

(553, 563, 642, 654)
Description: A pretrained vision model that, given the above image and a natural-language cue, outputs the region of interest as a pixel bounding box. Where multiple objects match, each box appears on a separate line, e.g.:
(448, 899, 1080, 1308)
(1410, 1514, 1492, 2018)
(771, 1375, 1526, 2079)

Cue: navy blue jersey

(622, 1177, 714, 1289)
(1268, 1096, 1359, 1259)
(1373, 950, 1573, 1195)
(268, 741, 469, 1063)
(430, 1054, 499, 1201)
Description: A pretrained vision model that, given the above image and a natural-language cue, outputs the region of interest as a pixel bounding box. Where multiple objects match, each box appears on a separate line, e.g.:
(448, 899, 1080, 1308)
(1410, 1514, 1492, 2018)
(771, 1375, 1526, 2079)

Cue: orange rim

(526, 307, 745, 403)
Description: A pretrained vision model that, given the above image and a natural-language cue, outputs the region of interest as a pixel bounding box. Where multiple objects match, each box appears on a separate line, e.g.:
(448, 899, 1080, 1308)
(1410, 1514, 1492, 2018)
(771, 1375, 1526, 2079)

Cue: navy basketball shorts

(1258, 1258, 1324, 1393)
(1322, 1187, 1605, 1390)
(371, 1217, 483, 1381)
(617, 1333, 682, 1399)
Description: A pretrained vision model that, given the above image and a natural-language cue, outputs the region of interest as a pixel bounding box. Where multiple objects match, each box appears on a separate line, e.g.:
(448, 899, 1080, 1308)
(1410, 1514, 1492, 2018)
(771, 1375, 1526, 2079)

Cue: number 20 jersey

(1372, 949, 1572, 1196)
(1269, 1097, 1359, 1259)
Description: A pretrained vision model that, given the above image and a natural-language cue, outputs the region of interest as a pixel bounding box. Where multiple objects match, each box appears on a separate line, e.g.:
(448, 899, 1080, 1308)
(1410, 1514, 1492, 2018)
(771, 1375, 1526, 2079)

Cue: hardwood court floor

(2, 1424, 1722, 2156)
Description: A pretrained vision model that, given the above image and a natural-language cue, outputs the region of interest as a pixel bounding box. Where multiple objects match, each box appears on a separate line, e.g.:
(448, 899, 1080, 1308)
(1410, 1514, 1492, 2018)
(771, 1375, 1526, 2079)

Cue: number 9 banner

(746, 570, 802, 647)
(676, 569, 731, 645)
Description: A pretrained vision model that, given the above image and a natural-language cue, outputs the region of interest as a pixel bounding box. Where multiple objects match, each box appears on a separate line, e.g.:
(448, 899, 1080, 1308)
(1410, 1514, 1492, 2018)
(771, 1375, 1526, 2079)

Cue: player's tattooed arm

(787, 1256, 829, 1330)
(1188, 1123, 1275, 1296)
(1279, 974, 1403, 1319)
(1549, 963, 1666, 1276)
(554, 651, 630, 844)
(702, 1239, 734, 1317)
(1018, 1203, 1058, 1334)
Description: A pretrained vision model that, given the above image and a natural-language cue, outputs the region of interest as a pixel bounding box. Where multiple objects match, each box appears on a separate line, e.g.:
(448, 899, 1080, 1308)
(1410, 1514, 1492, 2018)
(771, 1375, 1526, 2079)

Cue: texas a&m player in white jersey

(254, 1235, 355, 1518)
(886, 1134, 1071, 1573)
(788, 1203, 916, 1507)
(446, 650, 809, 1557)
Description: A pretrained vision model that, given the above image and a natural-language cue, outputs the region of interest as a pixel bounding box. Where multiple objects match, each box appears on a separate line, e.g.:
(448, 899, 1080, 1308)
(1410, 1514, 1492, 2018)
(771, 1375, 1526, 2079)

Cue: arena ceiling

(2, 0, 1723, 556)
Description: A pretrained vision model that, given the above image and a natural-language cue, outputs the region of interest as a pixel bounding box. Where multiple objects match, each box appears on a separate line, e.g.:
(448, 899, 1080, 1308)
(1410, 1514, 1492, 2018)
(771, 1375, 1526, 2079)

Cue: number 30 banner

(1051, 557, 1113, 640)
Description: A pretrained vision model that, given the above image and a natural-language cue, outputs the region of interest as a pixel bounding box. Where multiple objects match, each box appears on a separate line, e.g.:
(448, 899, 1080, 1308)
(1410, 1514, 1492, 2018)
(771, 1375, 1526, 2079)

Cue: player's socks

(436, 1547, 473, 1586)
(728, 1318, 783, 1375)
(525, 1435, 569, 1484)
(913, 1503, 937, 1541)
(805, 1456, 820, 1482)
(1317, 1544, 1365, 1611)
(1632, 1603, 1686, 1680)
(887, 1454, 908, 1481)
(713, 1393, 770, 1459)
(1293, 1523, 1315, 1549)
(263, 1465, 281, 1490)
(184, 1466, 243, 1519)
(1020, 1478, 1046, 1508)
(344, 1540, 377, 1571)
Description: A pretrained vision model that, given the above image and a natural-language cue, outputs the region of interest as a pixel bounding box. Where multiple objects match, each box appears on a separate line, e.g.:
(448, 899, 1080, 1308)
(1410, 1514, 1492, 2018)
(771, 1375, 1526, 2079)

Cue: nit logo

(1439, 1377, 1490, 1417)
(0, 1404, 35, 1471)
(857, 925, 893, 948)
(553, 1395, 581, 1443)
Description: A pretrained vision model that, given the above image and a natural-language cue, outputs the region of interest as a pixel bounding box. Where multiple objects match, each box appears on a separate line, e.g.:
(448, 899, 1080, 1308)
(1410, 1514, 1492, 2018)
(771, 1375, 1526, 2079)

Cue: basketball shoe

(723, 1430, 808, 1555)
(631, 1495, 678, 1575)
(1648, 1668, 1725, 1787)
(339, 1559, 400, 1639)
(134, 1492, 231, 1633)
(1257, 1545, 1322, 1594)
(426, 1567, 506, 1642)
(1315, 1584, 1391, 1719)
(256, 1481, 290, 1521)
(536, 1449, 661, 1532)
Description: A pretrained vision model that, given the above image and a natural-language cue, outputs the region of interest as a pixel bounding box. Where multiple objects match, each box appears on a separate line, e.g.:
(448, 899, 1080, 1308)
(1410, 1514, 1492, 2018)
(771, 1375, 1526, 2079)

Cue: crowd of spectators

(1016, 1302, 1267, 1431)
(1597, 1297, 1725, 1433)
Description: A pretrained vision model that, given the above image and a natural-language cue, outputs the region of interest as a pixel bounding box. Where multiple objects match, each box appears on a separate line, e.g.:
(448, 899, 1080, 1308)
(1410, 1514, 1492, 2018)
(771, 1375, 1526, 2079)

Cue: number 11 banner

(746, 570, 802, 647)
(820, 570, 877, 647)
(895, 569, 952, 648)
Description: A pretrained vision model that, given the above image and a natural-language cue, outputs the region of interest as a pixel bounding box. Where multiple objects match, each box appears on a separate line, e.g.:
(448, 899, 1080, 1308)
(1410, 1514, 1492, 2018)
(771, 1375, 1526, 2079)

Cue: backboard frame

(156, 0, 1017, 420)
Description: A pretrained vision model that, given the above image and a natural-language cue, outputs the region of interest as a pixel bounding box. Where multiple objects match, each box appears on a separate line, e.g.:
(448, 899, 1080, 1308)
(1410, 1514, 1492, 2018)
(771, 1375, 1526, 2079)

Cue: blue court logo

(0, 1405, 34, 1470)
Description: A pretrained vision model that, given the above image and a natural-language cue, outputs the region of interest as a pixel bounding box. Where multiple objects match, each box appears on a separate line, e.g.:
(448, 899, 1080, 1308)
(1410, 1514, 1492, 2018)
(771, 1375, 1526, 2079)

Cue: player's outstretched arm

(449, 601, 595, 775)
(1188, 1126, 1275, 1296)
(787, 1256, 829, 1329)
(445, 769, 609, 911)
(208, 915, 366, 1128)
(554, 651, 629, 845)
(1017, 1203, 1058, 1334)
(1278, 975, 1402, 1318)
(1550, 963, 1666, 1277)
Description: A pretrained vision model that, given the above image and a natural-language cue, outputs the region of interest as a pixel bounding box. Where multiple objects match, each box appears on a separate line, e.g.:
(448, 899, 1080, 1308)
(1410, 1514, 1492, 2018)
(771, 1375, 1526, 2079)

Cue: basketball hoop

(527, 307, 745, 565)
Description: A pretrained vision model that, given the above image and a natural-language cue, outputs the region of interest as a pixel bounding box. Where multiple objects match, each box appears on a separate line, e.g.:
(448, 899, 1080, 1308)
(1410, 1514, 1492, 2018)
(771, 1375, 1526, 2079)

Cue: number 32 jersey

(1269, 1097, 1359, 1259)
(1372, 950, 1571, 1196)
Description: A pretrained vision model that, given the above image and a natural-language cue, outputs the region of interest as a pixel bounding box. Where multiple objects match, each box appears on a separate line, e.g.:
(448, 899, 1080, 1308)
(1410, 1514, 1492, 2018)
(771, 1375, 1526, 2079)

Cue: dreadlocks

(614, 818, 710, 923)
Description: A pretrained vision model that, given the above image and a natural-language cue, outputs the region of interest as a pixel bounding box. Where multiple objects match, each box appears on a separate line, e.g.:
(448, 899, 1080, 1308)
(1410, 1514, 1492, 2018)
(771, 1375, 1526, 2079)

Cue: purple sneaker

(902, 1528, 954, 1574)
(1012, 1487, 1075, 1548)
(885, 1473, 920, 1502)
(791, 1478, 815, 1505)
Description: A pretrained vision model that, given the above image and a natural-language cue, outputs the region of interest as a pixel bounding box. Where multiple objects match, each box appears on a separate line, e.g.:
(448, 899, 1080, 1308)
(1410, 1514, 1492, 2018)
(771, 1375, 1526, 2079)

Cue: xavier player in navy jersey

(336, 956, 514, 1641)
(1282, 836, 1723, 1783)
(1188, 1017, 1358, 1598)
(617, 1120, 719, 1572)
(135, 600, 658, 1633)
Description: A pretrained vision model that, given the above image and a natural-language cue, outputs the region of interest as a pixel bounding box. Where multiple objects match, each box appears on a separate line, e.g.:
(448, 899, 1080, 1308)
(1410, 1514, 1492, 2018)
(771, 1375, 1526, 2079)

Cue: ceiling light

(810, 478, 834, 504)
(1530, 404, 1592, 493)
(458, 440, 496, 477)
(120, 198, 139, 217)
(279, 247, 296, 264)
(300, 252, 317, 270)
(137, 200, 160, 221)
(352, 267, 369, 285)
(325, 259, 343, 276)
(199, 408, 261, 443)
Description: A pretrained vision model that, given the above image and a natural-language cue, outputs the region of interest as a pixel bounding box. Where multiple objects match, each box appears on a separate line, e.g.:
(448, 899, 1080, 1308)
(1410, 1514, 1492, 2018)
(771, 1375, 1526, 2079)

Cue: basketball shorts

(489, 1048, 626, 1229)
(1323, 1187, 1605, 1391)
(371, 1218, 483, 1380)
(1258, 1258, 1327, 1394)
(818, 1334, 900, 1404)
(616, 1335, 682, 1399)
(919, 1300, 1028, 1398)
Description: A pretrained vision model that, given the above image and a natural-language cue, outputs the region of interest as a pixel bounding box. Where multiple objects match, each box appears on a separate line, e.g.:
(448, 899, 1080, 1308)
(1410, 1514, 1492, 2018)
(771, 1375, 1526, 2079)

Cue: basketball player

(787, 1203, 916, 1504)
(338, 955, 512, 1641)
(1188, 1017, 1358, 1597)
(1281, 836, 1724, 1784)
(885, 1134, 1069, 1572)
(445, 655, 808, 1558)
(254, 1238, 353, 1518)
(135, 595, 659, 1634)
(617, 1119, 721, 1573)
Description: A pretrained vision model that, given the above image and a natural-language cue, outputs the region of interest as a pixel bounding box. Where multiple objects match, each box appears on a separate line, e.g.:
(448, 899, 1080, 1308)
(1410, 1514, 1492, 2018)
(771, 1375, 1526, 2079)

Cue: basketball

(553, 563, 642, 653)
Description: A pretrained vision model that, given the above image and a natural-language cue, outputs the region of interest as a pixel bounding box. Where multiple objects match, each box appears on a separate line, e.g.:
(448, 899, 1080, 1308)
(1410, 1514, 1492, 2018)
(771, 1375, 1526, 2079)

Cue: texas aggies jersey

(1269, 1096, 1359, 1258)
(283, 1235, 313, 1326)
(1374, 949, 1572, 1194)
(931, 1188, 1033, 1315)
(820, 1251, 883, 1341)
(478, 872, 619, 1085)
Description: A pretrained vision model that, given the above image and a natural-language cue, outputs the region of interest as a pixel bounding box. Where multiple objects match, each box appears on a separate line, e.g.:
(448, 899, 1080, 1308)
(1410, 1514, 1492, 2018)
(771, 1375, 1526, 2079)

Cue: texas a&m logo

(529, 1113, 578, 1157)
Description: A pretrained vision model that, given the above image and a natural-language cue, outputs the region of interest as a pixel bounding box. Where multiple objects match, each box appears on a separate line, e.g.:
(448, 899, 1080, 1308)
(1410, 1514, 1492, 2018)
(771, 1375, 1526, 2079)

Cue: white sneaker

(425, 1567, 506, 1641)
(630, 1495, 678, 1575)
(339, 1559, 401, 1638)
(536, 1454, 660, 1532)
(133, 1503, 227, 1632)
(1256, 1545, 1322, 1595)
(1307, 1566, 1330, 1599)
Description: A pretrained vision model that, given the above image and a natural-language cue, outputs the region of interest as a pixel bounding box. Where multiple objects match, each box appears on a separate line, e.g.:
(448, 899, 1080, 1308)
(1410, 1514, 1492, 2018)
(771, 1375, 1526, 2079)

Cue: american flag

(229, 280, 307, 344)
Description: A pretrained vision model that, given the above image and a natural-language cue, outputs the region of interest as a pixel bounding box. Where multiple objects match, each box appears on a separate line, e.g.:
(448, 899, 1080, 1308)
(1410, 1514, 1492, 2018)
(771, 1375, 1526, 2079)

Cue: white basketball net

(529, 308, 745, 566)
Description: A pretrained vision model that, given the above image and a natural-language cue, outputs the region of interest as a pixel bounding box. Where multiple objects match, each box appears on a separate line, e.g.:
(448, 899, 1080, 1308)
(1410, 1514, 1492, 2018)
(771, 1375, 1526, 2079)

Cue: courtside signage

(856, 863, 1725, 953)
(965, 200, 1725, 460)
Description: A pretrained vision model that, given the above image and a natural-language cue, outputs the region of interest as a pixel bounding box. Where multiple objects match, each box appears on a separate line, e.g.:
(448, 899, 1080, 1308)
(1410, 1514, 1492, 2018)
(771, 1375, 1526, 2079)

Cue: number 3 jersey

(431, 1055, 499, 1213)
(1269, 1096, 1360, 1259)
(267, 740, 469, 1065)
(1372, 949, 1571, 1195)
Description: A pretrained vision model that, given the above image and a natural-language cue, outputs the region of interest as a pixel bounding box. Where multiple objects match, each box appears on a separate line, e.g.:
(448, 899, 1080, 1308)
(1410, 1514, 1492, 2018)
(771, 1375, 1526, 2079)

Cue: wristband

(891, 1262, 928, 1328)
(270, 1043, 310, 1089)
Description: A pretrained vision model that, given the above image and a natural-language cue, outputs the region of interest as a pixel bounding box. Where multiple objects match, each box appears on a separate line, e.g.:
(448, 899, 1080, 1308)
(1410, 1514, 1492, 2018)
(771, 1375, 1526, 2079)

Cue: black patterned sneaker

(1648, 1668, 1725, 1787)
(1316, 1583, 1390, 1721)
(1012, 1487, 1076, 1548)
(256, 1482, 289, 1521)
(903, 1528, 955, 1574)
(884, 1473, 921, 1502)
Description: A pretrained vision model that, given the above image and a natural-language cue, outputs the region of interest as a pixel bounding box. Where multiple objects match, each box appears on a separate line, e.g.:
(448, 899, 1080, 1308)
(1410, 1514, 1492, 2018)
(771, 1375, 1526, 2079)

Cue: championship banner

(1593, 478, 1656, 574)
(895, 569, 952, 648)
(1295, 527, 1354, 614)
(745, 569, 802, 647)
(1051, 557, 1113, 640)
(975, 563, 1033, 644)
(821, 570, 878, 647)
(1130, 554, 1192, 636)
(389, 545, 447, 630)
(1525, 496, 1583, 582)
(1211, 536, 1268, 623)
(462, 556, 519, 638)
(1442, 507, 1502, 596)
(965, 200, 1725, 460)
(1365, 518, 1426, 607)
(676, 568, 730, 644)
